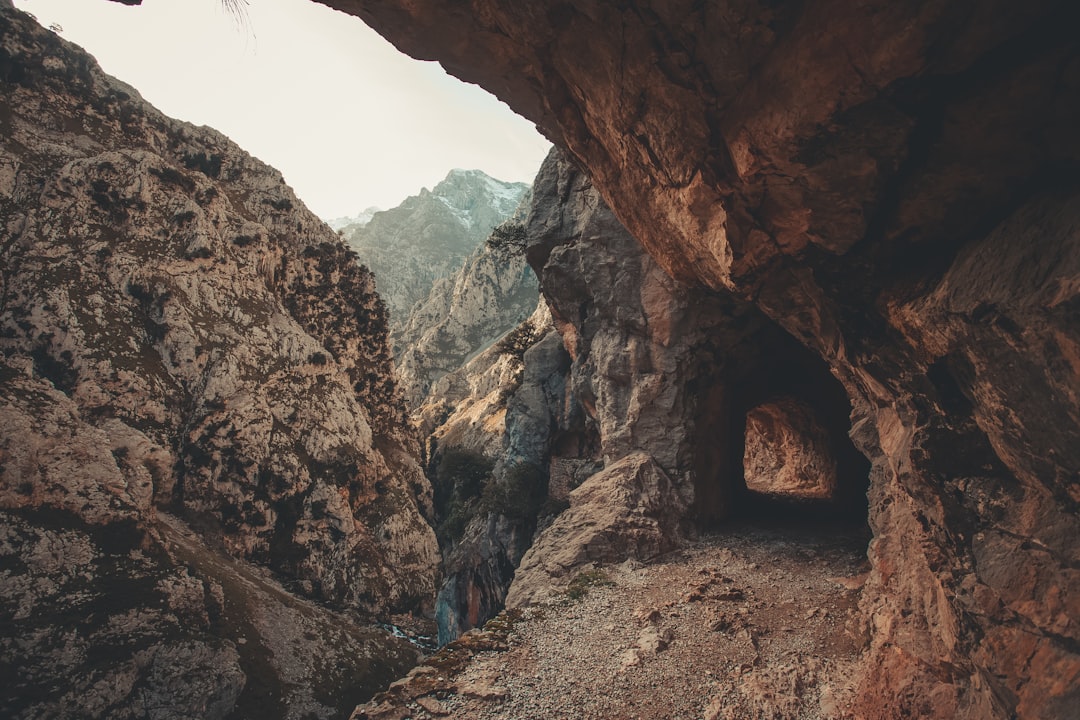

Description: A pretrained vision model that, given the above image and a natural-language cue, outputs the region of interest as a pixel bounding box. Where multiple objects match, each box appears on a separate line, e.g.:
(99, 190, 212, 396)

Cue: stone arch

(743, 397, 837, 500)
(691, 310, 870, 529)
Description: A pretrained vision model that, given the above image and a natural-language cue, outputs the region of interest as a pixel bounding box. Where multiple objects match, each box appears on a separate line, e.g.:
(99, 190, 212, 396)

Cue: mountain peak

(431, 168, 529, 217)
(340, 168, 532, 327)
(446, 167, 483, 178)
(325, 205, 381, 231)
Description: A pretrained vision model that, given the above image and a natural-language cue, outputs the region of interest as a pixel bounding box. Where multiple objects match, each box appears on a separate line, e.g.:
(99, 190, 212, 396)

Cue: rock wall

(743, 398, 838, 499)
(0, 7, 437, 717)
(508, 149, 866, 604)
(323, 1, 1080, 716)
(340, 169, 528, 333)
(395, 201, 539, 409)
(427, 303, 577, 643)
(428, 149, 865, 637)
(414, 298, 556, 459)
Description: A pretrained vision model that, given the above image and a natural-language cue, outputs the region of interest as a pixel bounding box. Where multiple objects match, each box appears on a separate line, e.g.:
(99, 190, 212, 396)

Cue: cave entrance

(743, 398, 837, 501)
(736, 393, 870, 533)
(692, 312, 870, 534)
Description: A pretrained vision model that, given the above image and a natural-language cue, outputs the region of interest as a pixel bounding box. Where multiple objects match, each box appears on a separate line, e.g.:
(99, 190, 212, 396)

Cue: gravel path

(354, 525, 870, 720)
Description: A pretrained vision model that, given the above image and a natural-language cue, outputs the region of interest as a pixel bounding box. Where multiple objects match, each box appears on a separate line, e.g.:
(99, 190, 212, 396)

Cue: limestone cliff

(509, 149, 866, 606)
(413, 300, 551, 463)
(340, 169, 528, 333)
(324, 1, 1080, 717)
(395, 195, 539, 409)
(422, 149, 865, 640)
(427, 301, 576, 643)
(0, 6, 437, 718)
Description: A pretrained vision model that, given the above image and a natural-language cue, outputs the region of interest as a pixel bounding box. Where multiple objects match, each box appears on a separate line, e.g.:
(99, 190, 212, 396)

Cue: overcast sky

(13, 0, 552, 220)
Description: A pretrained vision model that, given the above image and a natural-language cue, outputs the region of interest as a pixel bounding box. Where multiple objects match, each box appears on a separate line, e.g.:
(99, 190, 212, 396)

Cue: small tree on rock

(485, 222, 527, 258)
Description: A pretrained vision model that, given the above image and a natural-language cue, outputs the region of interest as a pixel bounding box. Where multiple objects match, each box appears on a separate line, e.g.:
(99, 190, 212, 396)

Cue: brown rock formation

(743, 398, 837, 499)
(1, 6, 437, 717)
(435, 149, 866, 641)
(506, 451, 686, 606)
(319, 1, 1080, 717)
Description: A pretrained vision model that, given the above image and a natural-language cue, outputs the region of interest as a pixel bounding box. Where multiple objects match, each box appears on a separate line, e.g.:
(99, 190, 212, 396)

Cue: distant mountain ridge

(327, 205, 381, 231)
(395, 190, 539, 408)
(340, 169, 529, 332)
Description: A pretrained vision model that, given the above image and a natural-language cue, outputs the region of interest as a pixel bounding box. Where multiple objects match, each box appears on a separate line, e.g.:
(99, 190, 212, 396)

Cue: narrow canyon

(1, 1, 1077, 719)
(326, 1, 1080, 717)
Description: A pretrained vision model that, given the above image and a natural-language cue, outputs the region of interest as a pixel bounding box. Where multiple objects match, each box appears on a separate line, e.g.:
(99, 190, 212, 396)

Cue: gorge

(2, 1, 1079, 719)
(0, 5, 436, 717)
(324, 1, 1080, 717)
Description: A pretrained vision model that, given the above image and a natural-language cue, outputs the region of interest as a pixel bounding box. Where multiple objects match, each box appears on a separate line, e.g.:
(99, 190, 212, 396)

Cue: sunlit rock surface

(0, 6, 437, 717)
(743, 398, 838, 499)
(395, 193, 539, 409)
(339, 169, 528, 333)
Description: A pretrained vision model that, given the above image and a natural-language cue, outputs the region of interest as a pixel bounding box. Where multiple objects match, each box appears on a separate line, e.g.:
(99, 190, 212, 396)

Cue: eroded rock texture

(743, 398, 837, 499)
(324, 1, 1080, 716)
(429, 149, 865, 639)
(395, 202, 539, 409)
(427, 303, 575, 643)
(506, 451, 686, 607)
(0, 6, 436, 717)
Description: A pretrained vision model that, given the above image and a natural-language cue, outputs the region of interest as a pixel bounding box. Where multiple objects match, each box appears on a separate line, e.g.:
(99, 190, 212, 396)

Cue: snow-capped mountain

(341, 169, 530, 332)
(325, 205, 381, 231)
(395, 189, 539, 408)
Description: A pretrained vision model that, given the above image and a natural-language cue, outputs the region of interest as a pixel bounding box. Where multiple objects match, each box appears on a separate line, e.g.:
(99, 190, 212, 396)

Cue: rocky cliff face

(0, 6, 437, 717)
(340, 169, 528, 332)
(324, 2, 1080, 717)
(423, 149, 865, 638)
(427, 303, 577, 644)
(395, 195, 539, 409)
(508, 149, 866, 606)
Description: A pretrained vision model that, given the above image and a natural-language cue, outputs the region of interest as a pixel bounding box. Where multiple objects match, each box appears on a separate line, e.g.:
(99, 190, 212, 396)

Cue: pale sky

(12, 0, 552, 220)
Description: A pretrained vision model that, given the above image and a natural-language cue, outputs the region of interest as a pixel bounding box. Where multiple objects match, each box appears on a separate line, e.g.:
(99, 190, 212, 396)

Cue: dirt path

(355, 525, 870, 720)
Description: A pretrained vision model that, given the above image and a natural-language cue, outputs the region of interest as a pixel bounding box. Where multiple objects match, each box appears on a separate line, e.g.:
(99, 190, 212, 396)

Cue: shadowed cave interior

(692, 310, 871, 534)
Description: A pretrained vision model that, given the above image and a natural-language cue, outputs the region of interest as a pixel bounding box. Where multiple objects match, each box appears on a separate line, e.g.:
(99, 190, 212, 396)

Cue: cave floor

(362, 524, 871, 720)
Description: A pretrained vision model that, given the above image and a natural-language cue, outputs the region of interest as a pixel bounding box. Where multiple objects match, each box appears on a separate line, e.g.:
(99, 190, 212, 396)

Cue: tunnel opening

(743, 397, 838, 500)
(692, 311, 871, 537)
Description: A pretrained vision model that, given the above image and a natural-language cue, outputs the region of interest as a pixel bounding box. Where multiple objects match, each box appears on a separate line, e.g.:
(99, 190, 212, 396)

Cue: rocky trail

(356, 519, 871, 720)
